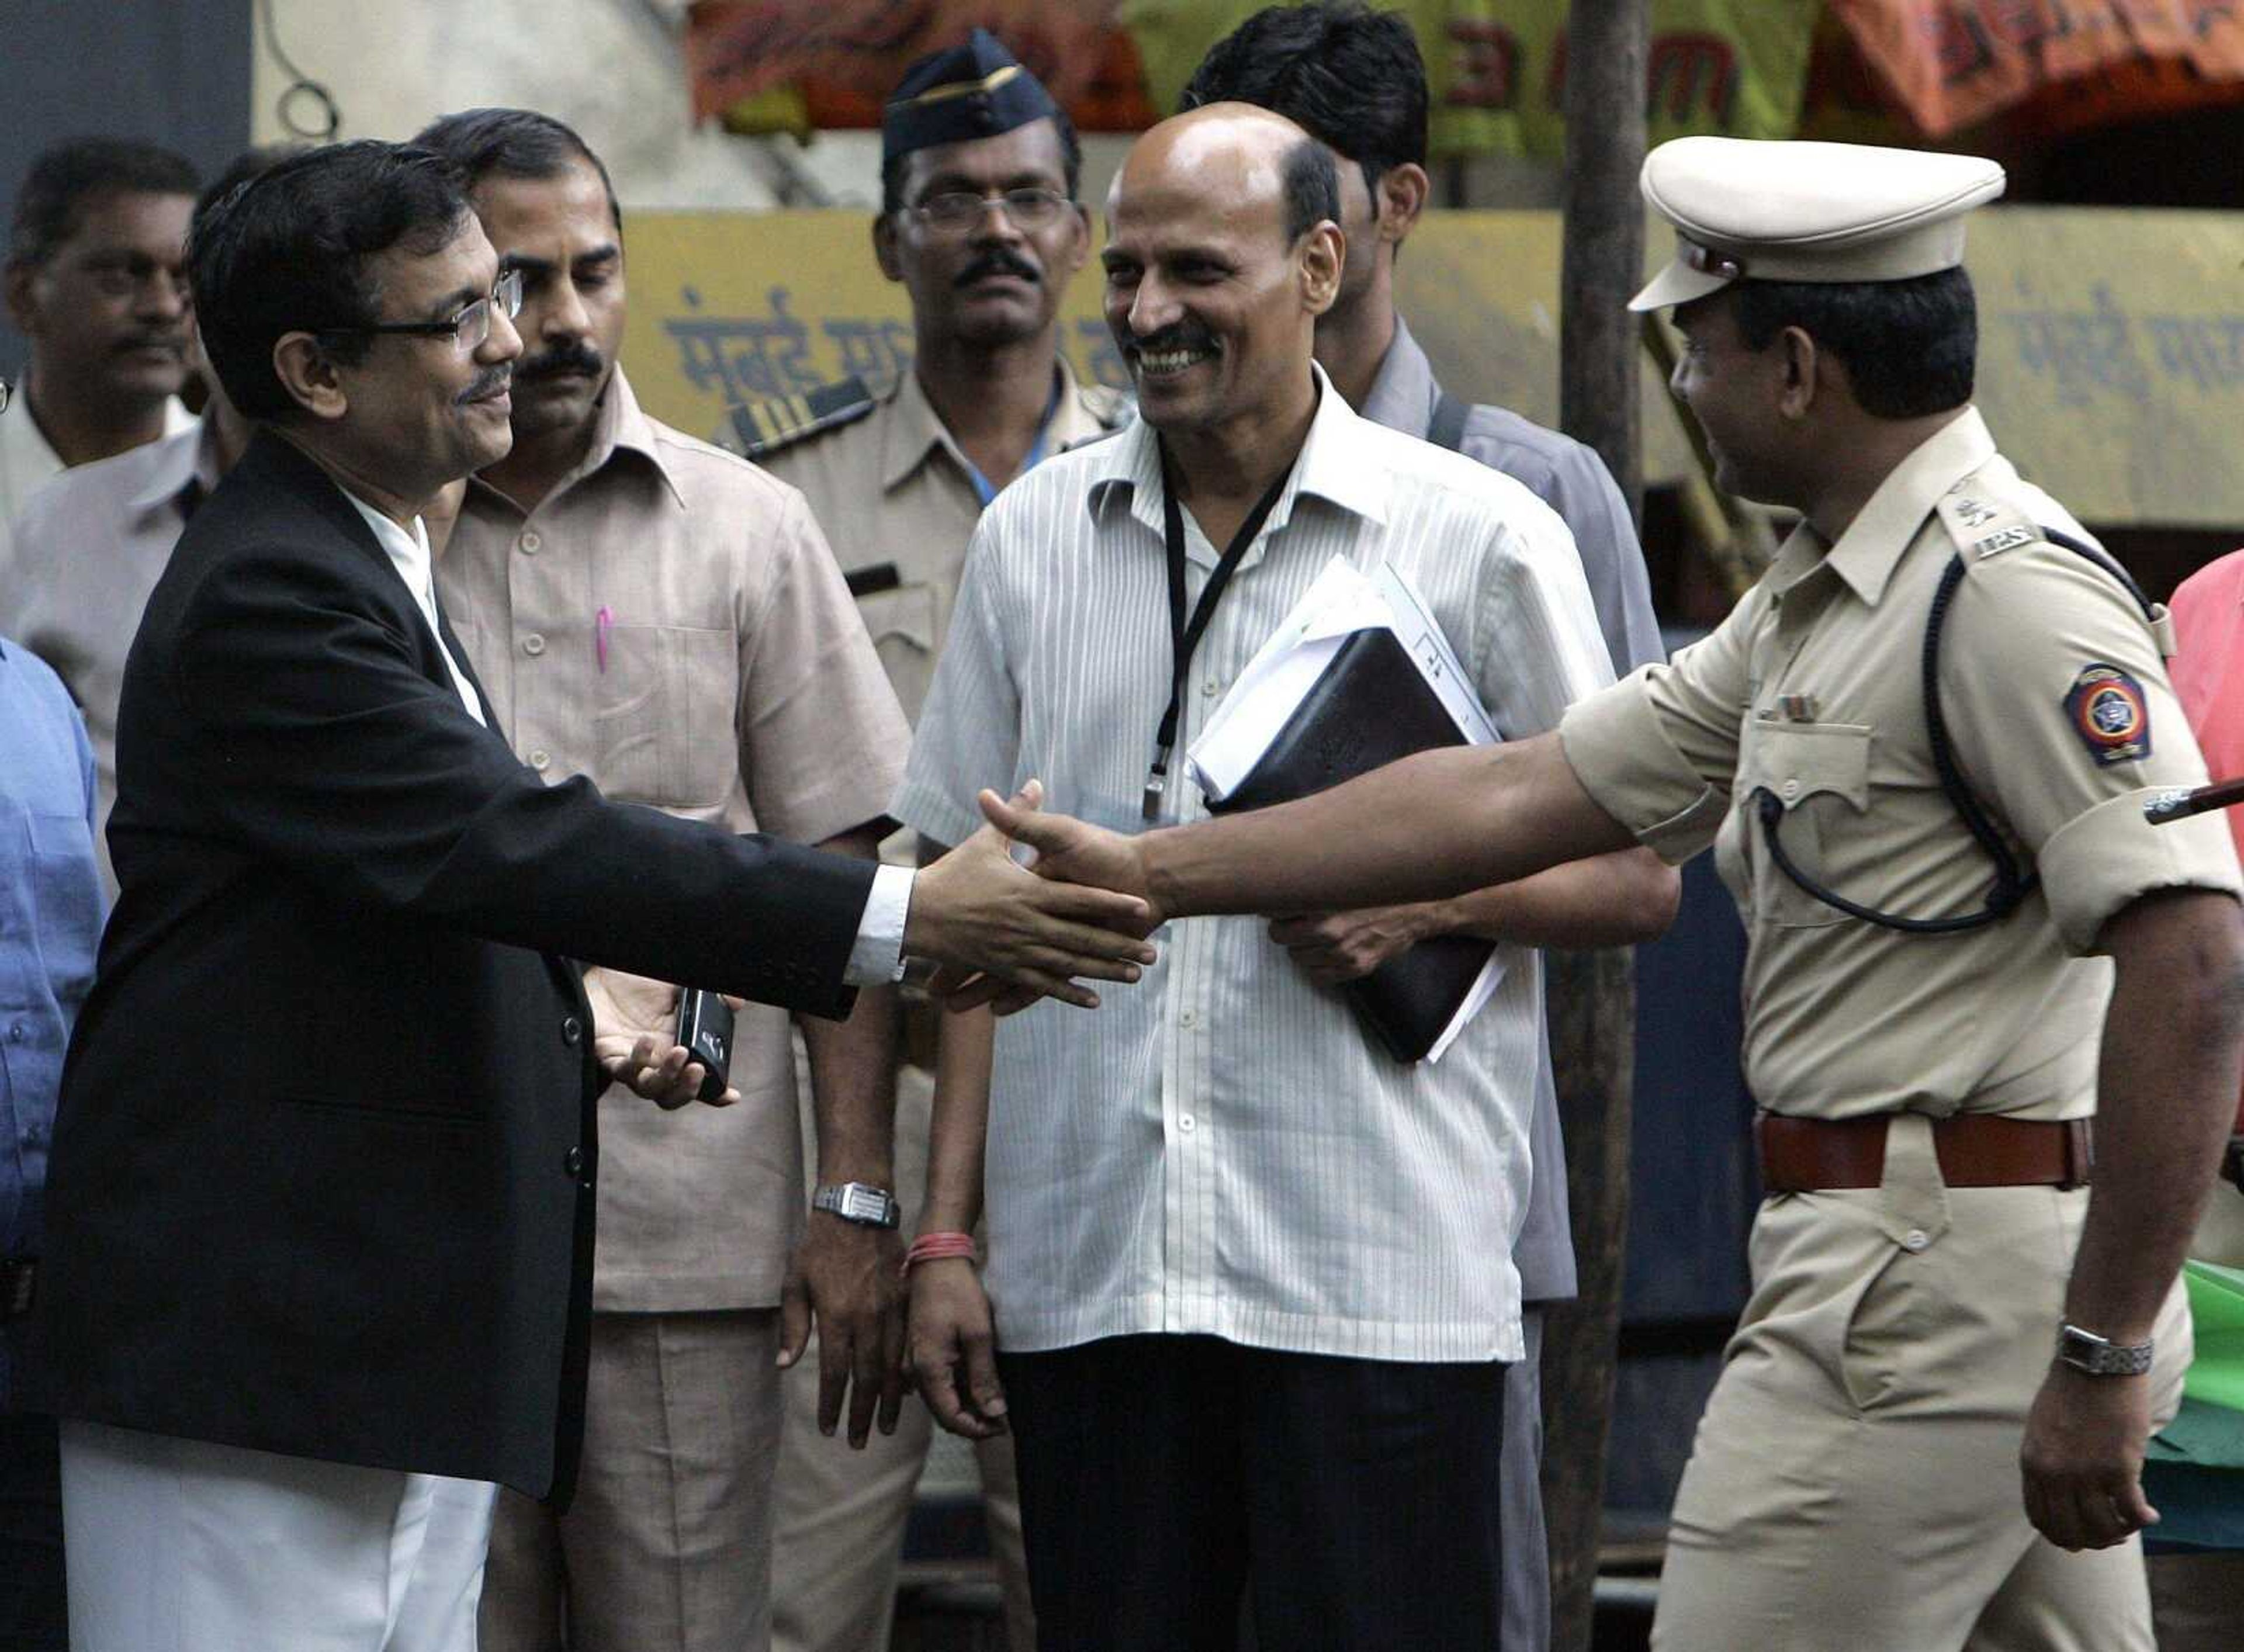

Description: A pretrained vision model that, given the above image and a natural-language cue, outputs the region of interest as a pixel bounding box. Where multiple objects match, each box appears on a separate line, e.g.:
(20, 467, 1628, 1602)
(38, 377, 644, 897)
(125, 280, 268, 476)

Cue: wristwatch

(2056, 1322, 2154, 1377)
(812, 1182, 901, 1230)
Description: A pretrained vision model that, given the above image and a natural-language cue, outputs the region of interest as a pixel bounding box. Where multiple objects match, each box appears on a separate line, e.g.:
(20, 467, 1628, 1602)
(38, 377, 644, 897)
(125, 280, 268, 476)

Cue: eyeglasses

(909, 188, 1072, 233)
(321, 268, 524, 356)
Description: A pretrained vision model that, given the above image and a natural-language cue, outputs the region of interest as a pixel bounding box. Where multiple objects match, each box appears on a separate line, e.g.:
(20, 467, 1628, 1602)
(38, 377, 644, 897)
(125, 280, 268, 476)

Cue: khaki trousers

(479, 1308, 785, 1652)
(1652, 1117, 2189, 1652)
(770, 1062, 1035, 1652)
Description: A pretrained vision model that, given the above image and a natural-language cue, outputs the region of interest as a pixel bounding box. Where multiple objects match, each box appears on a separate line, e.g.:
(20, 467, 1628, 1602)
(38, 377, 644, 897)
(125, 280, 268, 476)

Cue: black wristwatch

(2056, 1322, 2154, 1377)
(812, 1182, 901, 1230)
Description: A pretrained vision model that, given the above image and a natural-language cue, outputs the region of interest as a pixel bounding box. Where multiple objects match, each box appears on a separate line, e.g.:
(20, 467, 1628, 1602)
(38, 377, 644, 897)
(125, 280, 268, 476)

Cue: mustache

(955, 249, 1040, 289)
(517, 341, 605, 381)
(113, 330, 186, 356)
(1123, 323, 1218, 359)
(455, 365, 512, 405)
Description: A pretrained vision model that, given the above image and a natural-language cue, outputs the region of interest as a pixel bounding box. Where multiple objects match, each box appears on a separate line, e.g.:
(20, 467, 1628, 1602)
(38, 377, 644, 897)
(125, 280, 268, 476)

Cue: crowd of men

(3, 4, 2241, 1650)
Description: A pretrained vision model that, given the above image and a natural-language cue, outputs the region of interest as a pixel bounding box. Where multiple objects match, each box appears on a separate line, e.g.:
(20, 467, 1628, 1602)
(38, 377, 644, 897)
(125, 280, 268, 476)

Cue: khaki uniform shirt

(1562, 407, 2240, 1123)
(756, 359, 1124, 724)
(439, 369, 909, 1312)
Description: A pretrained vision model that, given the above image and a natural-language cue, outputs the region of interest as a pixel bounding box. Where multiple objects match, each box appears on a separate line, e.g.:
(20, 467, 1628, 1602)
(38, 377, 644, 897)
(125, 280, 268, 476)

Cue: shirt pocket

(854, 583, 939, 723)
(26, 812, 102, 987)
(592, 625, 740, 810)
(1737, 721, 1874, 929)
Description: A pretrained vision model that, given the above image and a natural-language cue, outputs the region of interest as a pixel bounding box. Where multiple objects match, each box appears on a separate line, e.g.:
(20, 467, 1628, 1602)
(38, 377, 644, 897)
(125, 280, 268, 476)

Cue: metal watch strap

(812, 1182, 901, 1229)
(2056, 1322, 2153, 1377)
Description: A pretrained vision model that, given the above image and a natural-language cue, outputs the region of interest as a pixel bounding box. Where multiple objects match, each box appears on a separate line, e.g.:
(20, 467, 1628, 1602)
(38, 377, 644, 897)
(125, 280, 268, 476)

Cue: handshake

(594, 780, 1155, 1104)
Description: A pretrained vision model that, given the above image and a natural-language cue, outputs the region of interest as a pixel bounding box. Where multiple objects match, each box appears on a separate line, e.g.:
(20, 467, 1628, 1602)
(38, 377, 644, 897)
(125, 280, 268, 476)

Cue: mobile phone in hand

(671, 988, 735, 1107)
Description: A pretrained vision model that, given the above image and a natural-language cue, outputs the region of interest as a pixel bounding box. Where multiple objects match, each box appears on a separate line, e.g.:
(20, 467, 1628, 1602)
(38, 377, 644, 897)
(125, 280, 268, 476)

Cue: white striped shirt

(895, 370, 1613, 1362)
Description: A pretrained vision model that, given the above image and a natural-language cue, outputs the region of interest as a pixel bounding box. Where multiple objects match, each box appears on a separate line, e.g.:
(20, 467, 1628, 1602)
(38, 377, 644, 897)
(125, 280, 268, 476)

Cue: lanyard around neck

(1142, 453, 1293, 819)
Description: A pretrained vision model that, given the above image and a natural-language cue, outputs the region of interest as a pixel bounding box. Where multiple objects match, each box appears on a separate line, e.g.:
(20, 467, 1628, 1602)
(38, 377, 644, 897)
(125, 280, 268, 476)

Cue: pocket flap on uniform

(1746, 723, 1874, 812)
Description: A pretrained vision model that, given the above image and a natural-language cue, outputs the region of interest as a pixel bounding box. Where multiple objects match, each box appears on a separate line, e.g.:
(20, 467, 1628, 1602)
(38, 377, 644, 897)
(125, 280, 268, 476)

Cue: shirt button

(1179, 1113, 1197, 1132)
(1203, 678, 1222, 698)
(22, 1124, 41, 1146)
(562, 1016, 582, 1047)
(1781, 779, 1801, 800)
(6, 1023, 22, 1043)
(518, 531, 541, 555)
(522, 634, 546, 657)
(1179, 1009, 1197, 1029)
(529, 749, 551, 771)
(565, 1146, 586, 1176)
(1903, 1228, 1930, 1252)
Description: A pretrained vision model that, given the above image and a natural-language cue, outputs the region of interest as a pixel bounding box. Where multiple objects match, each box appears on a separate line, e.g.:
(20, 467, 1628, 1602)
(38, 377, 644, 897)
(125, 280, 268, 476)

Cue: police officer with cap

(758, 30, 1121, 1652)
(978, 134, 2244, 1650)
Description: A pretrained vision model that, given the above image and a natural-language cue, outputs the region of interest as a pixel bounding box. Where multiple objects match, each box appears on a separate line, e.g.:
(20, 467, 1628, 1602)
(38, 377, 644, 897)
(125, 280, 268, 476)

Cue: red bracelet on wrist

(902, 1231, 979, 1277)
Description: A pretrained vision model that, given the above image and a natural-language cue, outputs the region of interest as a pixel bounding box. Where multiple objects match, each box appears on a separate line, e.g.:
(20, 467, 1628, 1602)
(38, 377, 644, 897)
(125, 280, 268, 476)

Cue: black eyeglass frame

(317, 267, 524, 352)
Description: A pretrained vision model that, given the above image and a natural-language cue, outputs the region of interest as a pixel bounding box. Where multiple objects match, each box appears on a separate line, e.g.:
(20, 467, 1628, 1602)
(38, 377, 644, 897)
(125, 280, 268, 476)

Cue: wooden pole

(1549, 4, 1648, 1651)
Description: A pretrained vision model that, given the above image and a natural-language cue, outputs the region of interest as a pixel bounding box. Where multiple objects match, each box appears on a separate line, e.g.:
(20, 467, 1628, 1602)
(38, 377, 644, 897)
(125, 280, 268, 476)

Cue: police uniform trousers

(59, 1419, 497, 1652)
(770, 1062, 1036, 1652)
(477, 1309, 784, 1652)
(1651, 1115, 2188, 1652)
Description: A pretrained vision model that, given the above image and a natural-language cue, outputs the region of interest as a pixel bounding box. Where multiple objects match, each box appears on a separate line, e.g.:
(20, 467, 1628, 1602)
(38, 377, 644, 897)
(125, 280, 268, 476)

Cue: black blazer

(33, 431, 875, 1503)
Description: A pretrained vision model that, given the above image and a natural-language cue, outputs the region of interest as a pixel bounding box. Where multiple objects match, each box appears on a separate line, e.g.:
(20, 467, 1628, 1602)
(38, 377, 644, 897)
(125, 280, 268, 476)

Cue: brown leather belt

(1755, 1112, 2094, 1194)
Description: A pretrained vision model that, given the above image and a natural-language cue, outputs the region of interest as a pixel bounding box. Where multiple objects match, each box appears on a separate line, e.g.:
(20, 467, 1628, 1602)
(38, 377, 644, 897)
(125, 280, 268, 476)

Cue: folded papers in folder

(1186, 557, 1502, 1064)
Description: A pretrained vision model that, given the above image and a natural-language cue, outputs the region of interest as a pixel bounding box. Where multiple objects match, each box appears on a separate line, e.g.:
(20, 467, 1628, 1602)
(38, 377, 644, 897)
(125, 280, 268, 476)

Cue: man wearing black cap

(754, 31, 1120, 1652)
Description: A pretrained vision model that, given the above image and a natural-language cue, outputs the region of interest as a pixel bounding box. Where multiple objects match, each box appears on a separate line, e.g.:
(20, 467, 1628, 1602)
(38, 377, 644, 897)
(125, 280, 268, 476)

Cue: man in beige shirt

(749, 33, 1120, 1652)
(418, 109, 912, 1652)
(991, 137, 2244, 1652)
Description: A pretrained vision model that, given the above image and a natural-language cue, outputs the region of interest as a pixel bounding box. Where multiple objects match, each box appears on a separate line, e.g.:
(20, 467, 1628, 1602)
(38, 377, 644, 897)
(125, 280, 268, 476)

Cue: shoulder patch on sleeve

(726, 377, 877, 461)
(1937, 477, 2044, 562)
(2064, 663, 2153, 766)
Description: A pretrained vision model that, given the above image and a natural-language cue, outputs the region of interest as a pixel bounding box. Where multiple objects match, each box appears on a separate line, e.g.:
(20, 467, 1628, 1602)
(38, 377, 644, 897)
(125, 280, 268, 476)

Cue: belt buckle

(0, 1257, 34, 1324)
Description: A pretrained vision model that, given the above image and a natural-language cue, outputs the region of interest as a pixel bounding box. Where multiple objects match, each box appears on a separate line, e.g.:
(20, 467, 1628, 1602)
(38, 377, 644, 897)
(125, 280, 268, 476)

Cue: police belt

(1757, 1112, 2093, 1193)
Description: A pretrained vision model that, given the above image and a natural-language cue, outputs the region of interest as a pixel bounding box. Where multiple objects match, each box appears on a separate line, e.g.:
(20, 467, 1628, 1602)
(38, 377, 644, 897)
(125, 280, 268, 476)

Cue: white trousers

(59, 1419, 498, 1652)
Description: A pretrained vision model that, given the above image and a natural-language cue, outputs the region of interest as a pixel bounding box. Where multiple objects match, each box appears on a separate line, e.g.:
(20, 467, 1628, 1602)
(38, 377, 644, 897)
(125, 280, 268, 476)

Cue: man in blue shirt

(0, 517, 105, 1650)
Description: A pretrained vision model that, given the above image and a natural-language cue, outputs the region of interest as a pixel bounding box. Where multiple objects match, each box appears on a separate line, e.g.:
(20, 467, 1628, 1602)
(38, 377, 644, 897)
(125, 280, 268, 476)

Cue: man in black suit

(32, 140, 1150, 1652)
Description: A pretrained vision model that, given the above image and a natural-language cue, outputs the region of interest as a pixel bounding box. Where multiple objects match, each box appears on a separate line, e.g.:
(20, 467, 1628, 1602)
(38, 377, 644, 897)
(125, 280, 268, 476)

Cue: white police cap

(1629, 136, 2006, 313)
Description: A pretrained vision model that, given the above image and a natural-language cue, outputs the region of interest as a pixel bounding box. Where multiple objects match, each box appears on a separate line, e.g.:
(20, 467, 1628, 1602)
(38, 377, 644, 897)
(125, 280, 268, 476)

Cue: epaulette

(728, 377, 877, 461)
(1938, 475, 2174, 652)
(1935, 474, 2044, 563)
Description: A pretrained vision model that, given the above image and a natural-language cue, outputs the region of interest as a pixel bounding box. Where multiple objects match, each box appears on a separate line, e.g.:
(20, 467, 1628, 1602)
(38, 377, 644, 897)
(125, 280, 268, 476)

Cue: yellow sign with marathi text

(619, 207, 2244, 531)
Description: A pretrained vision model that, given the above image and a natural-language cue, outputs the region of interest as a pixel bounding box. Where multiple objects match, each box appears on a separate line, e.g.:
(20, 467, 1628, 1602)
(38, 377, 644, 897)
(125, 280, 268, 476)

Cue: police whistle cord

(2144, 776, 2244, 825)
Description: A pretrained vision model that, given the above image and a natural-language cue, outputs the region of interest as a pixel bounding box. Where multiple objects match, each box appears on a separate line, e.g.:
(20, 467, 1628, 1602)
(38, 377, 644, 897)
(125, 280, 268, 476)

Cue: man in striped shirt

(899, 103, 1676, 1649)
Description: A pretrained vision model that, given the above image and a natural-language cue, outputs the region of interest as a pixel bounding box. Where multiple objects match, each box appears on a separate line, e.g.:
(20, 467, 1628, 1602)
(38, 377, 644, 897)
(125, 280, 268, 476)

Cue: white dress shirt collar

(338, 488, 487, 727)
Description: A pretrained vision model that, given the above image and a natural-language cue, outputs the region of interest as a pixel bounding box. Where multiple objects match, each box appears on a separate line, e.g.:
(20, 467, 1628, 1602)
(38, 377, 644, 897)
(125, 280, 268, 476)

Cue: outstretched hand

(929, 787, 1164, 1014)
(585, 967, 743, 1108)
(906, 781, 1156, 1013)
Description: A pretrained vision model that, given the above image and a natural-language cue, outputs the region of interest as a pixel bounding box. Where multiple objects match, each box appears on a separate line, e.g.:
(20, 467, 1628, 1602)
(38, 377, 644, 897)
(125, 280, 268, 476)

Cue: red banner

(1828, 0, 2244, 138)
(685, 2, 1158, 131)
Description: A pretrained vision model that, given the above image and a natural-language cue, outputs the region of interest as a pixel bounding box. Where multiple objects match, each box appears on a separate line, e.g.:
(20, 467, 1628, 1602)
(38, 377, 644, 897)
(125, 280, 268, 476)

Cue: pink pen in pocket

(595, 605, 614, 673)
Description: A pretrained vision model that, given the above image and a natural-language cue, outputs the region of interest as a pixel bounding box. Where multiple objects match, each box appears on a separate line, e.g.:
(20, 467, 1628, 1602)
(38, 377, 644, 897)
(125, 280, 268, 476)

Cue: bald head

(1110, 103, 1338, 251)
(1100, 103, 1344, 441)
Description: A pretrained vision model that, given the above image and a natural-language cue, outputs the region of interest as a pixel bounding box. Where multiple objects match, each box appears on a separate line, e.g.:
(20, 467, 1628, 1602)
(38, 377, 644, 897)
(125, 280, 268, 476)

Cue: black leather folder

(1211, 626, 1495, 1063)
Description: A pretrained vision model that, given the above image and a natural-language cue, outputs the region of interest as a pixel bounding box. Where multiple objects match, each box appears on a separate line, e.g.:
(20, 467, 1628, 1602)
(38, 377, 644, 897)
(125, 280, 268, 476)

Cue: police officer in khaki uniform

(982, 137, 2244, 1652)
(749, 34, 1120, 1652)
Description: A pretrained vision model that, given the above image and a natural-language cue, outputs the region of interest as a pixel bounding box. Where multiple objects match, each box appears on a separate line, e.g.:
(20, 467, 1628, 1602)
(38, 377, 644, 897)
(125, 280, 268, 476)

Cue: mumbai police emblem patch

(2065, 664, 2152, 766)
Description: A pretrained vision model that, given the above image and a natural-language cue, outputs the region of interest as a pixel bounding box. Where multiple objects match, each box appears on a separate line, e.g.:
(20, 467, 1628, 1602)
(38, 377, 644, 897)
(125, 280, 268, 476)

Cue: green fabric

(2148, 1398, 2244, 1470)
(1120, 0, 1820, 160)
(2182, 1259, 2244, 1413)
